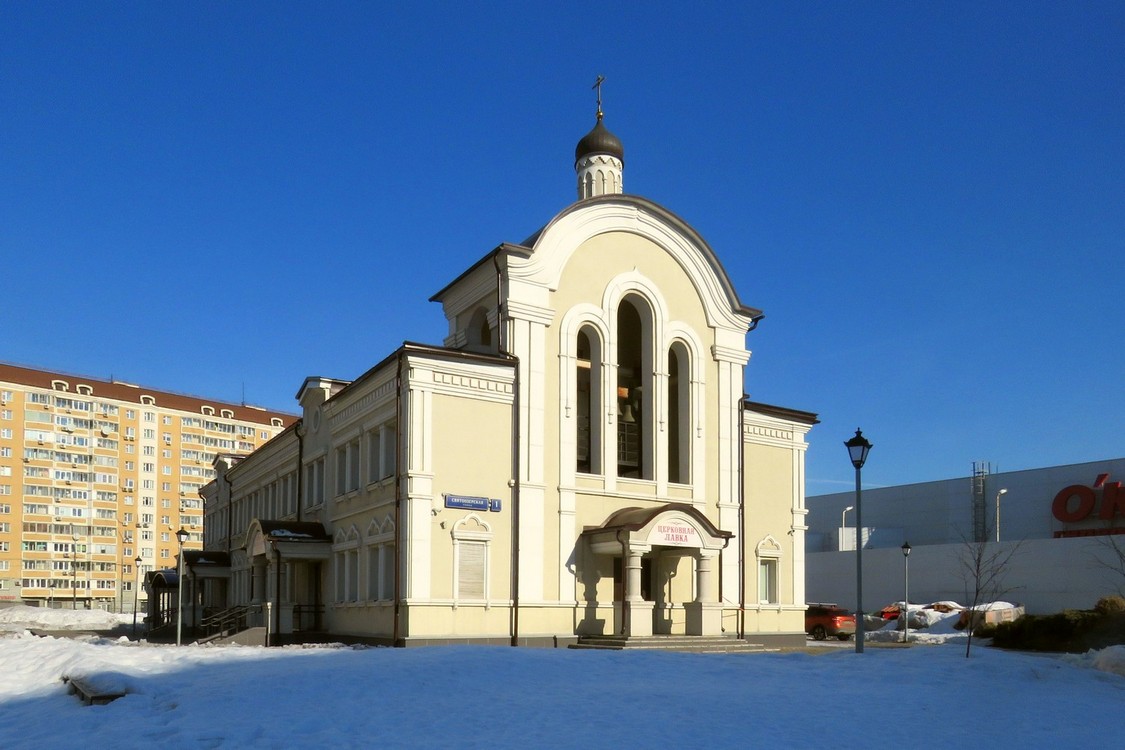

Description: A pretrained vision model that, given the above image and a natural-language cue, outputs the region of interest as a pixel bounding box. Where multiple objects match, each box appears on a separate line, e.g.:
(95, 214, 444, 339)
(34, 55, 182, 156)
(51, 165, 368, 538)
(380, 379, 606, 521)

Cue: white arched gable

(601, 270, 670, 332)
(245, 525, 266, 557)
(451, 513, 492, 539)
(559, 303, 611, 351)
(665, 323, 707, 384)
(334, 524, 360, 548)
(365, 516, 395, 540)
(756, 534, 783, 558)
(509, 197, 754, 333)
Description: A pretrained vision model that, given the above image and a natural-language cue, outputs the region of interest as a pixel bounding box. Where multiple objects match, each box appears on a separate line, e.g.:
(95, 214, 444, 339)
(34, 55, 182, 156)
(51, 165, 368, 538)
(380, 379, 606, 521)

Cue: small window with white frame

(756, 535, 783, 605)
(451, 514, 492, 604)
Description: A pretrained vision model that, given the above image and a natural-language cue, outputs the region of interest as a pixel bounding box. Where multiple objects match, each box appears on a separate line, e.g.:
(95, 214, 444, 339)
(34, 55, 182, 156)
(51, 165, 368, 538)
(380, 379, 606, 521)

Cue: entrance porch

(581, 503, 732, 638)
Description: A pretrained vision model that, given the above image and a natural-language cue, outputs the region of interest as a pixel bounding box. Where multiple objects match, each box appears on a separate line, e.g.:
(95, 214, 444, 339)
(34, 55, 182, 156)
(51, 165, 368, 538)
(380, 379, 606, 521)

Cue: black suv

(805, 603, 856, 641)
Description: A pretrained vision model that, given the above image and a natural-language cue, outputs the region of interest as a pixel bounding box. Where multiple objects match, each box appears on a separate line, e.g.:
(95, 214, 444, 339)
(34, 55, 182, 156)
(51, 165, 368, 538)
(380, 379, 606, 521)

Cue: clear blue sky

(2, 2, 1122, 493)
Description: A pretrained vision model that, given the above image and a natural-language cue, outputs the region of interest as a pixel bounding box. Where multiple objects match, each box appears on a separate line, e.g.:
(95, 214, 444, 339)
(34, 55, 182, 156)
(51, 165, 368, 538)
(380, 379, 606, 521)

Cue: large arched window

(466, 308, 494, 353)
(667, 341, 691, 484)
(576, 326, 602, 474)
(617, 295, 654, 480)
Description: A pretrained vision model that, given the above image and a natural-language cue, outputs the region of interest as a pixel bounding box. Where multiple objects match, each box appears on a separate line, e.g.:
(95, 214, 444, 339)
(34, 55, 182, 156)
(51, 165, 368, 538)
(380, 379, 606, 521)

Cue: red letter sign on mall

(1052, 473, 1125, 523)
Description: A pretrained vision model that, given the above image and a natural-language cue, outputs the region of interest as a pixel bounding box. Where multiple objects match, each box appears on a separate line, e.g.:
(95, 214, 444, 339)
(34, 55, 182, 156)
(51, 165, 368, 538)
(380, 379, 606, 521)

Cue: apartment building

(0, 363, 295, 613)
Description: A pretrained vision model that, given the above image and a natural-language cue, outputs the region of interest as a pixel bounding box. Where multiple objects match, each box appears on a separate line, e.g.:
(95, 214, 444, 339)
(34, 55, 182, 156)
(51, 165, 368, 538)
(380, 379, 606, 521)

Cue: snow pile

(0, 605, 130, 633)
(1066, 645, 1125, 677)
(0, 624, 1122, 748)
(1, 606, 1122, 749)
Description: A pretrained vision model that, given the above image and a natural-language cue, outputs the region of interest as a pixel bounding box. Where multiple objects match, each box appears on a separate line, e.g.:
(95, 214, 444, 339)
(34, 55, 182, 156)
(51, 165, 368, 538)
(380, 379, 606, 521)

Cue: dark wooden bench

(62, 675, 127, 705)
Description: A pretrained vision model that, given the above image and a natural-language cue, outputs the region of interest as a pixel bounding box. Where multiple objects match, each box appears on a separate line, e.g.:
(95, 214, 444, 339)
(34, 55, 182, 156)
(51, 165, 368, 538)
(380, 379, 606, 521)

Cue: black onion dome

(575, 118, 624, 165)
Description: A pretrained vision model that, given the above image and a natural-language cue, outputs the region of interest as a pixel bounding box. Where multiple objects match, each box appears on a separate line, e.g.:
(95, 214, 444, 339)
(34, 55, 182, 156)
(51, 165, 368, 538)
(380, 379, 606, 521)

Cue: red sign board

(1052, 473, 1125, 538)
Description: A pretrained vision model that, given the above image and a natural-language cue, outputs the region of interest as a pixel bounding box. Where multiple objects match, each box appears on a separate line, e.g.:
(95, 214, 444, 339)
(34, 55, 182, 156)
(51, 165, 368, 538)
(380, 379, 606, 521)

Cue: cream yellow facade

(197, 116, 816, 647)
(0, 363, 293, 613)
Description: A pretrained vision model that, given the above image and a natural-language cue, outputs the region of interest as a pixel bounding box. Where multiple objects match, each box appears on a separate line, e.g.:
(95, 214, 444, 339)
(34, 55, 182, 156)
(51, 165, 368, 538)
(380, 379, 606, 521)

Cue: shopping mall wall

(806, 458, 1125, 553)
(807, 535, 1124, 615)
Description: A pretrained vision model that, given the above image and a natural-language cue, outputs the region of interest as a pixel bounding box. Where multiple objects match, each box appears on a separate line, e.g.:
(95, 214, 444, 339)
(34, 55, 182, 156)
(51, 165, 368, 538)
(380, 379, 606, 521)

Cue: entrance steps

(569, 635, 766, 653)
(202, 626, 268, 647)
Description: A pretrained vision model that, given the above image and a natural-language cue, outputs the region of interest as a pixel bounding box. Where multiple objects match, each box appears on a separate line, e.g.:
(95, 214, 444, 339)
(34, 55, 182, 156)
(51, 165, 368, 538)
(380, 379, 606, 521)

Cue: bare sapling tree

(956, 526, 1023, 658)
(1088, 532, 1125, 596)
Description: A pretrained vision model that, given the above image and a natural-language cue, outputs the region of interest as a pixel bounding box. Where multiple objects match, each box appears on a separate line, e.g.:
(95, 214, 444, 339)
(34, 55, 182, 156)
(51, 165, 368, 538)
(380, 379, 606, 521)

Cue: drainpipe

(738, 395, 746, 640)
(295, 424, 305, 522)
(273, 541, 282, 646)
(393, 350, 404, 647)
(494, 252, 521, 647)
(224, 471, 234, 558)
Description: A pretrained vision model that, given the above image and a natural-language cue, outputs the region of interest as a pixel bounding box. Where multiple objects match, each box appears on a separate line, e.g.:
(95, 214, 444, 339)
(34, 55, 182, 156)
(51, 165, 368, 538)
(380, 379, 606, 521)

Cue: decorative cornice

(416, 361, 515, 404)
(711, 344, 751, 365)
(504, 298, 555, 326)
(329, 377, 397, 429)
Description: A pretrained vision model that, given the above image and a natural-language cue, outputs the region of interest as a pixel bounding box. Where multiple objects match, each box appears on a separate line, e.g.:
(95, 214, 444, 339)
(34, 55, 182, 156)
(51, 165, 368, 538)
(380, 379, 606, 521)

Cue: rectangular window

(381, 423, 396, 480)
(367, 429, 380, 484)
(457, 542, 486, 600)
(335, 551, 346, 601)
(348, 439, 360, 491)
(758, 559, 778, 605)
(335, 448, 346, 496)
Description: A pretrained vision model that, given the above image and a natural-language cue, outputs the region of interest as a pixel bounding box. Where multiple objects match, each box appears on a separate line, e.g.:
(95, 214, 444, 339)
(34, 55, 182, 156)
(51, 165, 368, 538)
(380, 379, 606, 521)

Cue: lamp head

(844, 428, 872, 469)
(175, 527, 189, 544)
(901, 541, 912, 557)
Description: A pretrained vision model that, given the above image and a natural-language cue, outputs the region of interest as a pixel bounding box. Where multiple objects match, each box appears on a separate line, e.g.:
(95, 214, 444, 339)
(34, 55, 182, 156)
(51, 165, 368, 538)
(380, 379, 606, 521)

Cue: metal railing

(292, 604, 325, 632)
(199, 604, 257, 639)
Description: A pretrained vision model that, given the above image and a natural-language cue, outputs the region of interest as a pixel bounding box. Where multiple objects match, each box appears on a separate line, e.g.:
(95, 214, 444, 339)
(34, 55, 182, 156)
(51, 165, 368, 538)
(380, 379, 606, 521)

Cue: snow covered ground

(1, 605, 1123, 749)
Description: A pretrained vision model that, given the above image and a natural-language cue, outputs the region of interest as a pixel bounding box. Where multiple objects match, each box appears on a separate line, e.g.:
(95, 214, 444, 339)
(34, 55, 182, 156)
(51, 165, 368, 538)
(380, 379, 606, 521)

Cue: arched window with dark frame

(467, 308, 493, 352)
(576, 326, 602, 474)
(616, 296, 654, 480)
(667, 341, 691, 484)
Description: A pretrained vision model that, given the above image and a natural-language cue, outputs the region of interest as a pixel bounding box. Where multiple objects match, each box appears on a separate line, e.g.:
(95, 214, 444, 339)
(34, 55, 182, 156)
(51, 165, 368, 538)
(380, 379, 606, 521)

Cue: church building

(197, 95, 817, 648)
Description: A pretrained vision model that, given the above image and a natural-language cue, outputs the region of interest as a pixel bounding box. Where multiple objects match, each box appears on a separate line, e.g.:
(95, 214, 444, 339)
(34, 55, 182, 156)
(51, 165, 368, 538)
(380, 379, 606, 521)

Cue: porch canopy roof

(245, 519, 332, 561)
(581, 503, 733, 555)
(183, 550, 231, 579)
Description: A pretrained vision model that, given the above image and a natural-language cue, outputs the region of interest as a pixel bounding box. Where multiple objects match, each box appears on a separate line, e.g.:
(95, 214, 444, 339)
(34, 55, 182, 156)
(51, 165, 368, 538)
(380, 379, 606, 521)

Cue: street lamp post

(841, 505, 854, 551)
(901, 542, 912, 644)
(132, 555, 143, 638)
(845, 428, 872, 654)
(70, 549, 78, 610)
(175, 527, 189, 646)
(995, 488, 1008, 543)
